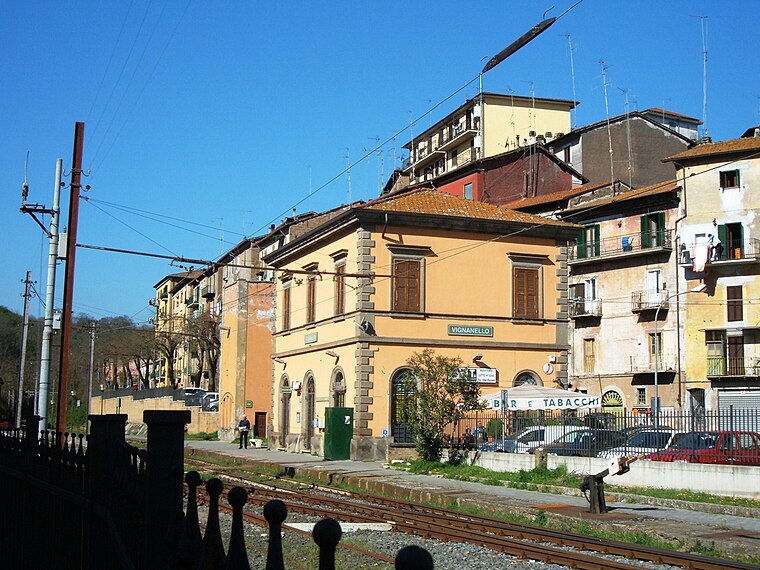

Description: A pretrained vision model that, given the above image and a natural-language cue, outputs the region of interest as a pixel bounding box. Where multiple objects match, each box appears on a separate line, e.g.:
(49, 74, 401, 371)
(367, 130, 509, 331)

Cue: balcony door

(646, 270, 662, 306)
(727, 336, 745, 375)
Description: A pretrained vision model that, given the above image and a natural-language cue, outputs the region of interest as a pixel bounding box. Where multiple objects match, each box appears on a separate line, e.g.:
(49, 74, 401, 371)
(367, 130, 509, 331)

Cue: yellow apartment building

(667, 135, 760, 417)
(403, 92, 575, 186)
(264, 189, 579, 460)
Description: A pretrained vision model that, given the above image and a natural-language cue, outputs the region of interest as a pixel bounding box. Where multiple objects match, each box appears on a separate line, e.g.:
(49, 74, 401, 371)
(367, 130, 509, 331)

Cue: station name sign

(448, 324, 493, 337)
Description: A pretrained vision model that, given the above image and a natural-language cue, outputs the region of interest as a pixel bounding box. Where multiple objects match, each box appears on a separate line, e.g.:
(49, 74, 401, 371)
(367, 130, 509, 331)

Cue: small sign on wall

(245, 400, 253, 408)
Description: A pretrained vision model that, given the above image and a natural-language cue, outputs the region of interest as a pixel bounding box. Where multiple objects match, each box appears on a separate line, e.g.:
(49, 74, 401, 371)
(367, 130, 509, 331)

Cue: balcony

(631, 289, 669, 313)
(629, 353, 676, 373)
(680, 238, 760, 268)
(569, 298, 602, 318)
(707, 356, 760, 378)
(201, 284, 215, 299)
(438, 116, 479, 152)
(569, 229, 672, 265)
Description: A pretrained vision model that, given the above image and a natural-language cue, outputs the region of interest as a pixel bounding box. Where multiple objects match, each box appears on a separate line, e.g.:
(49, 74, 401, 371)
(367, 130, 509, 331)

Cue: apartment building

(666, 134, 760, 417)
(263, 189, 579, 460)
(549, 109, 699, 188)
(508, 180, 685, 412)
(402, 92, 576, 186)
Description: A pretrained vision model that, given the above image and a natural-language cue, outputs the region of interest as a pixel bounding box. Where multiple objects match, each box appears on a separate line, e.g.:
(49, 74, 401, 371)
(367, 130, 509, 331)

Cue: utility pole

(16, 271, 33, 429)
(87, 321, 96, 430)
(56, 121, 85, 435)
(38, 159, 63, 431)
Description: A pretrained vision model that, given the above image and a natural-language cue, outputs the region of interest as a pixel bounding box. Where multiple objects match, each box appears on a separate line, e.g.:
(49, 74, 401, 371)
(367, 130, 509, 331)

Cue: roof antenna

(599, 60, 615, 184)
(564, 34, 578, 129)
(692, 15, 709, 139)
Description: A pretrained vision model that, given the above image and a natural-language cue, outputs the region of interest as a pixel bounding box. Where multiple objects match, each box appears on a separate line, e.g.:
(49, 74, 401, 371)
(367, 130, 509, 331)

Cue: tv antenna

(600, 60, 615, 184)
(564, 34, 579, 128)
(692, 15, 709, 139)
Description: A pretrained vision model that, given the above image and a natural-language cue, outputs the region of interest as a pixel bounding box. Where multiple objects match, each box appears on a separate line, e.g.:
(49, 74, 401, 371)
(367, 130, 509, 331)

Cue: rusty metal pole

(56, 122, 84, 435)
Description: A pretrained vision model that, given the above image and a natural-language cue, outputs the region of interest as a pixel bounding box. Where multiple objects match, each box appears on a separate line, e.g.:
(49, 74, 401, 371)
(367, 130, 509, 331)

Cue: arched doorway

(303, 375, 316, 450)
(279, 376, 291, 448)
(391, 369, 415, 443)
(330, 368, 346, 407)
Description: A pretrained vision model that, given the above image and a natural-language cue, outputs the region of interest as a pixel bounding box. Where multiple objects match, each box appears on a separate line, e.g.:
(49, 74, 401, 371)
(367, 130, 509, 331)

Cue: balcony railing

(569, 298, 602, 318)
(707, 356, 760, 377)
(629, 353, 675, 373)
(680, 238, 760, 266)
(631, 289, 669, 312)
(569, 229, 673, 263)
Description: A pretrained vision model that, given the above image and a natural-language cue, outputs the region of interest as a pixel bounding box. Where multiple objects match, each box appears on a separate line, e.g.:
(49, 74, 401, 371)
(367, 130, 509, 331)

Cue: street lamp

(653, 284, 707, 428)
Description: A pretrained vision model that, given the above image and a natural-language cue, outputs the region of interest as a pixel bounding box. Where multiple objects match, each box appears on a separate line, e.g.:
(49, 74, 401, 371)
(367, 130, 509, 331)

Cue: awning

(480, 383, 601, 410)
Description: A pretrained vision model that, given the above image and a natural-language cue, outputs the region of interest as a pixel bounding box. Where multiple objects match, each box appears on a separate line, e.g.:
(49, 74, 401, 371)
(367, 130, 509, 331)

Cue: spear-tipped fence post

(224, 487, 251, 570)
(396, 545, 434, 569)
(263, 499, 287, 570)
(200, 477, 226, 569)
(312, 517, 342, 570)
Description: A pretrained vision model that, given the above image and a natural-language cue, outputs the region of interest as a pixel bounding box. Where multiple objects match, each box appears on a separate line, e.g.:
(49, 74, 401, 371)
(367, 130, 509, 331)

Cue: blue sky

(2, 1, 759, 323)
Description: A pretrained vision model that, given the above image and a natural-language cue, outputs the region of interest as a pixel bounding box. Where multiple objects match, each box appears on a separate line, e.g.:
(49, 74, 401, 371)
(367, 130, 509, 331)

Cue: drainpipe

(673, 165, 688, 408)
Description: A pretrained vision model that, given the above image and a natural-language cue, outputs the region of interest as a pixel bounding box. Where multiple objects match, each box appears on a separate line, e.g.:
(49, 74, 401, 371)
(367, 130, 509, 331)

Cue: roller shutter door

(718, 390, 760, 431)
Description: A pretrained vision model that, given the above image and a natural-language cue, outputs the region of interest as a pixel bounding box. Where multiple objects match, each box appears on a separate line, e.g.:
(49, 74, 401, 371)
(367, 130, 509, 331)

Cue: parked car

(501, 425, 576, 453)
(201, 392, 219, 411)
(647, 431, 760, 466)
(183, 387, 207, 407)
(538, 428, 627, 457)
(598, 429, 679, 458)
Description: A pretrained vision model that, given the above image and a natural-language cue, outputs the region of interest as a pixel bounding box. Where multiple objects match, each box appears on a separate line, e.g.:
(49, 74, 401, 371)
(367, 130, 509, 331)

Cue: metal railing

(568, 298, 602, 318)
(631, 289, 669, 312)
(446, 407, 760, 456)
(569, 229, 673, 262)
(707, 356, 760, 377)
(681, 238, 760, 264)
(628, 353, 676, 372)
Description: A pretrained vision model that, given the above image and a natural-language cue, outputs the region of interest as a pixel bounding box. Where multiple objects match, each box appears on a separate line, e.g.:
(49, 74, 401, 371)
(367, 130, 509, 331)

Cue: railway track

(185, 457, 755, 569)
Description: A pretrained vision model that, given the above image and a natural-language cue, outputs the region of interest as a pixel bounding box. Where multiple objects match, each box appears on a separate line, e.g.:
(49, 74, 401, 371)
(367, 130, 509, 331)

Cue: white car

(598, 429, 680, 458)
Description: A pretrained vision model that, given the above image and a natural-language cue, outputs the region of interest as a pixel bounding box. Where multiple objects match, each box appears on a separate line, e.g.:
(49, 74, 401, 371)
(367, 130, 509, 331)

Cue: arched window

(331, 369, 347, 408)
(513, 371, 540, 387)
(303, 375, 316, 450)
(391, 369, 415, 444)
(279, 376, 291, 448)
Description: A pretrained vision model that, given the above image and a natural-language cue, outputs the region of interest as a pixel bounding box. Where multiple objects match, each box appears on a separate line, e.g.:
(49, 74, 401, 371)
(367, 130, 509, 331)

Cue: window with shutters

(334, 261, 346, 316)
(282, 279, 292, 331)
(720, 169, 740, 189)
(641, 212, 666, 248)
(727, 286, 743, 322)
(576, 224, 600, 259)
(513, 266, 541, 319)
(392, 257, 422, 313)
(305, 270, 317, 324)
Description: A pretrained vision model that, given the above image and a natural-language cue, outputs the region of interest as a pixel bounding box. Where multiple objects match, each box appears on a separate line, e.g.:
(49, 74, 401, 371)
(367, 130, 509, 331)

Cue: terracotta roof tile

(502, 180, 623, 210)
(562, 180, 679, 212)
(666, 137, 760, 161)
(364, 189, 576, 228)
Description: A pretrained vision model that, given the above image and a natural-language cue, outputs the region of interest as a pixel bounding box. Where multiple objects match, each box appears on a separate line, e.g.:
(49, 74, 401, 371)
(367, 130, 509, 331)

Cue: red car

(647, 431, 760, 466)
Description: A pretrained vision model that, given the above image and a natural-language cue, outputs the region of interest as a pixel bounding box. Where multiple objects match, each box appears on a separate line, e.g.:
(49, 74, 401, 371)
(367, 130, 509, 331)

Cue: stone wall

(91, 394, 218, 435)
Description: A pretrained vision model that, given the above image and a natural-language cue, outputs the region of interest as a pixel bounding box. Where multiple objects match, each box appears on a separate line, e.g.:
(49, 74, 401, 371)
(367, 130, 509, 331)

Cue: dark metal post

(143, 409, 191, 568)
(56, 121, 85, 435)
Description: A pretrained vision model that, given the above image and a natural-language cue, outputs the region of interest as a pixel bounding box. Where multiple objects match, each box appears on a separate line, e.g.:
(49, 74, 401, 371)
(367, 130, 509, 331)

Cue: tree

(184, 310, 220, 391)
(400, 349, 483, 462)
(155, 328, 182, 389)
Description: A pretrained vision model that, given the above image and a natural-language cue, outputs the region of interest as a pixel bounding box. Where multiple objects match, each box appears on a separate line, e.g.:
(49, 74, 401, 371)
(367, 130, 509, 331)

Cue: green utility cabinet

(324, 407, 354, 460)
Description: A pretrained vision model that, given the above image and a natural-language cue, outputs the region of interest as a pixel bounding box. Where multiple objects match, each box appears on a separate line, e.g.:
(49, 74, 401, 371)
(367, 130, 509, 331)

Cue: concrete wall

(91, 394, 218, 435)
(469, 451, 760, 499)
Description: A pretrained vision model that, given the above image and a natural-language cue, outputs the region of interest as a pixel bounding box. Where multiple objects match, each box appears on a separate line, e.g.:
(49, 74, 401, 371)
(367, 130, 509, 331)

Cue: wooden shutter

(282, 285, 291, 330)
(576, 229, 586, 260)
(334, 264, 345, 316)
(393, 259, 421, 312)
(727, 286, 743, 322)
(640, 214, 650, 248)
(593, 224, 601, 256)
(514, 267, 539, 318)
(306, 277, 316, 323)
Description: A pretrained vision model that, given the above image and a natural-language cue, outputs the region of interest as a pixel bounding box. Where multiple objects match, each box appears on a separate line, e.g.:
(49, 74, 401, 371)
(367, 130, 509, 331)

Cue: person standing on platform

(238, 415, 251, 449)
